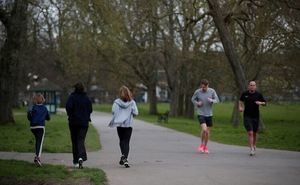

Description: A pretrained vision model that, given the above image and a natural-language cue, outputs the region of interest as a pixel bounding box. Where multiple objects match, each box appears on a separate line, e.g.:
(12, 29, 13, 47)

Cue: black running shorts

(197, 115, 213, 127)
(243, 116, 259, 132)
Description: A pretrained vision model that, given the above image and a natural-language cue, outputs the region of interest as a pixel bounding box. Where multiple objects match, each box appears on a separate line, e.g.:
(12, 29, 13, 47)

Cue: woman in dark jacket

(66, 82, 92, 169)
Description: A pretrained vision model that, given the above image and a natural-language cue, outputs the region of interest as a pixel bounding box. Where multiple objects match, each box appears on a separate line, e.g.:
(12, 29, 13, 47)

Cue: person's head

(200, 79, 209, 92)
(74, 82, 85, 93)
(119, 85, 132, 102)
(33, 93, 45, 104)
(248, 80, 257, 93)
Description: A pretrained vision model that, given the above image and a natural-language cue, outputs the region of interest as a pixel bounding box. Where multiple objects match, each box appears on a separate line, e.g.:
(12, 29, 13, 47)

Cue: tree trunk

(184, 92, 194, 119)
(166, 0, 180, 117)
(178, 91, 184, 116)
(148, 83, 157, 115)
(206, 0, 247, 93)
(231, 98, 240, 127)
(169, 82, 180, 116)
(0, 0, 28, 124)
(258, 113, 266, 132)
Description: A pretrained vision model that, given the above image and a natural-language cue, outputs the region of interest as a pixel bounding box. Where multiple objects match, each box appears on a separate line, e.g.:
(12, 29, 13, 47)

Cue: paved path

(1, 111, 300, 185)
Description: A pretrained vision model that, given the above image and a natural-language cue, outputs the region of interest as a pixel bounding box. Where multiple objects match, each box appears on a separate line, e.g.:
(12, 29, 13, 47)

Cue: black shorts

(244, 117, 259, 132)
(197, 115, 213, 127)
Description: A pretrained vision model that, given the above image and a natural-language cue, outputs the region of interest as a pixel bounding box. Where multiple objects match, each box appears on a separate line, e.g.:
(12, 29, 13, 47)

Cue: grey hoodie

(108, 98, 138, 128)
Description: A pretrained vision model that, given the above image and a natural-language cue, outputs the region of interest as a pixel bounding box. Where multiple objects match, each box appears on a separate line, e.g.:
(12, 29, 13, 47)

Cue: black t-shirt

(240, 91, 266, 118)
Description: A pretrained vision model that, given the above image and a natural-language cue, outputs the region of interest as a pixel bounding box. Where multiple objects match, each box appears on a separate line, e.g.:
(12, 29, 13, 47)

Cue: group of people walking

(27, 79, 266, 168)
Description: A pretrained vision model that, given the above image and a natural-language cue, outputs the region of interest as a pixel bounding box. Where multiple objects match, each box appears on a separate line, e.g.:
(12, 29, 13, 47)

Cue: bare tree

(0, 0, 28, 123)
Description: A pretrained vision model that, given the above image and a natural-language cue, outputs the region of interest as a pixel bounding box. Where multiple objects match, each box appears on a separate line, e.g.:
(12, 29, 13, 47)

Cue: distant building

(27, 78, 62, 114)
(135, 70, 170, 103)
(88, 85, 115, 104)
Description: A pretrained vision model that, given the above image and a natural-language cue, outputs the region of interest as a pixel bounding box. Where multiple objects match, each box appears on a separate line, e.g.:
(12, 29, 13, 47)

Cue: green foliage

(0, 159, 106, 185)
(94, 102, 300, 151)
(0, 111, 100, 152)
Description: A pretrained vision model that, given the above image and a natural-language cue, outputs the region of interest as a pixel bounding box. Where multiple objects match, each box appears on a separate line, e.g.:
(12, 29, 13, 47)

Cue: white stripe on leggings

(38, 127, 45, 158)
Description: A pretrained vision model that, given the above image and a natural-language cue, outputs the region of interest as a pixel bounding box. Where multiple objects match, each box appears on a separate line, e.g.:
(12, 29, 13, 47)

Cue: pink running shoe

(204, 146, 209, 154)
(198, 144, 205, 152)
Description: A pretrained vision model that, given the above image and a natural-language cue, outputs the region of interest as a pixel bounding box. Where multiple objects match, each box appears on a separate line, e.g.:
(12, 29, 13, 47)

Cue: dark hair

(200, 79, 209, 86)
(74, 82, 85, 93)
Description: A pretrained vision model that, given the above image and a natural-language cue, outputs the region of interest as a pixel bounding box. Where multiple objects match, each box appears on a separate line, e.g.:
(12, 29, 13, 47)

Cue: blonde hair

(119, 86, 132, 102)
(33, 93, 45, 104)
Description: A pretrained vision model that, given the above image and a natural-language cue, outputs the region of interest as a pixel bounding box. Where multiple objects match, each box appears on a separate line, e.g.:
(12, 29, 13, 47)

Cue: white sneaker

(78, 158, 83, 169)
(250, 149, 255, 156)
(73, 163, 79, 168)
(123, 158, 130, 168)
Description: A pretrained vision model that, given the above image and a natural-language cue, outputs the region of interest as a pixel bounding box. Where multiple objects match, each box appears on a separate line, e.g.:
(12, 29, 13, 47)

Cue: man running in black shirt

(239, 81, 266, 156)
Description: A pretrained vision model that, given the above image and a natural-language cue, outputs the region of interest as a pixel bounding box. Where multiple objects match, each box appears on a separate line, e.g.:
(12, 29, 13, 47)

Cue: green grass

(0, 109, 101, 152)
(0, 159, 106, 185)
(93, 102, 300, 151)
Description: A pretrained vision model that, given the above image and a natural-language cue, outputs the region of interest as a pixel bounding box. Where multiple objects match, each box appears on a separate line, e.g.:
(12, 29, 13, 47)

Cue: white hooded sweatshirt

(108, 98, 138, 128)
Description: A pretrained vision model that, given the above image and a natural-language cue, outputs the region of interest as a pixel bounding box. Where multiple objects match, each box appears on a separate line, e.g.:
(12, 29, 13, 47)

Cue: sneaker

(197, 144, 205, 153)
(34, 157, 38, 165)
(123, 158, 130, 168)
(73, 163, 79, 169)
(204, 146, 209, 154)
(119, 156, 125, 165)
(34, 156, 42, 167)
(78, 158, 83, 169)
(250, 149, 255, 156)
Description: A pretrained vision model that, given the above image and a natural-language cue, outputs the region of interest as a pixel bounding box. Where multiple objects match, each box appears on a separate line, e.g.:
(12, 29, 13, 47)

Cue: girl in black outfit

(66, 82, 93, 168)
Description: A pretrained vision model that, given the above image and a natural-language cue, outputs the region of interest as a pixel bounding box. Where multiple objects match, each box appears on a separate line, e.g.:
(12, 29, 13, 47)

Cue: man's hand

(239, 101, 244, 112)
(255, 101, 265, 105)
(207, 97, 213, 103)
(239, 107, 244, 112)
(197, 101, 203, 107)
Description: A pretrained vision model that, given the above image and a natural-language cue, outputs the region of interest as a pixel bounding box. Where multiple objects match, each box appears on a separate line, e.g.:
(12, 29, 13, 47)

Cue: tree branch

(185, 12, 210, 28)
(281, 0, 300, 11)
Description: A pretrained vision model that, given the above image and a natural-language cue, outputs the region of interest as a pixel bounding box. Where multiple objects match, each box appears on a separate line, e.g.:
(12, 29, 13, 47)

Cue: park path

(1, 111, 300, 185)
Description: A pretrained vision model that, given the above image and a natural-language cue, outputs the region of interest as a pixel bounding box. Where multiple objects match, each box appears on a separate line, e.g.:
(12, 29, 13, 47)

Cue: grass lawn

(0, 159, 106, 185)
(0, 109, 100, 153)
(93, 102, 300, 151)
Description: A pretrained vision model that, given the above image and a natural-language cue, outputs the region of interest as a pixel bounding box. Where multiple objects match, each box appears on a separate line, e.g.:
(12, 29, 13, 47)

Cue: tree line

(0, 0, 299, 124)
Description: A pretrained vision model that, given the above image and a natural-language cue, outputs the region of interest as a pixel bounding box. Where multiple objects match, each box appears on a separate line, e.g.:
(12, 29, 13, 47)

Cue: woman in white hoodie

(109, 86, 138, 168)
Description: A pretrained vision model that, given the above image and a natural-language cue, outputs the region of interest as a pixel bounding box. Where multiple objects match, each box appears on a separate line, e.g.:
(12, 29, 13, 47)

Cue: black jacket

(66, 92, 92, 126)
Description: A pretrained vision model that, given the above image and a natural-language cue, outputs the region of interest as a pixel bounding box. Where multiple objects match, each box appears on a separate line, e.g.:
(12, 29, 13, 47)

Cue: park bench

(157, 111, 169, 123)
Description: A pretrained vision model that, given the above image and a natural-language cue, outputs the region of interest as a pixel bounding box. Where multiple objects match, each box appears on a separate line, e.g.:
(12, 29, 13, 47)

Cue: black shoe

(78, 158, 83, 169)
(34, 156, 42, 167)
(123, 159, 130, 168)
(119, 156, 125, 165)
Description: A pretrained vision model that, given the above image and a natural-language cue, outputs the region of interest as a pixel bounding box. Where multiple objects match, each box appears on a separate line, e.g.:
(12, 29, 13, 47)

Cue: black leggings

(117, 127, 132, 158)
(69, 124, 89, 164)
(31, 128, 45, 157)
